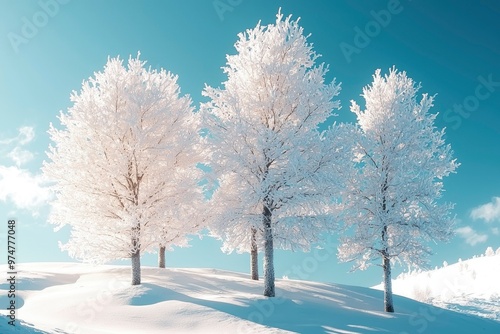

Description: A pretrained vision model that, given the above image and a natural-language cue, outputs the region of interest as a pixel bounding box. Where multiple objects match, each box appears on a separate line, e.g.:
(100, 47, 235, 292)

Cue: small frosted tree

(156, 178, 205, 269)
(44, 55, 200, 285)
(154, 128, 205, 269)
(336, 68, 459, 312)
(202, 11, 341, 297)
(485, 247, 495, 257)
(208, 173, 263, 280)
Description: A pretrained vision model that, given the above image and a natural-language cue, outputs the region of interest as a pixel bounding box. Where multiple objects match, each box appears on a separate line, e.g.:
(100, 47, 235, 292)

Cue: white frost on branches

(43, 55, 202, 283)
(335, 67, 459, 311)
(201, 10, 341, 296)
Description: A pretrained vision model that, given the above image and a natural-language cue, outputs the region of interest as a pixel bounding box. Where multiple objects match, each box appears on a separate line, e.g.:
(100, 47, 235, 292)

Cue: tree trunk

(251, 227, 259, 280)
(131, 228, 141, 285)
(383, 254, 394, 312)
(381, 223, 394, 312)
(263, 204, 275, 297)
(131, 248, 141, 285)
(158, 245, 166, 268)
(380, 173, 393, 312)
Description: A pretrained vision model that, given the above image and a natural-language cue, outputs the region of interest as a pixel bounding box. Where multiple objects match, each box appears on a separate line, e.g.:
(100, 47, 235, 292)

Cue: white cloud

(0, 126, 35, 145)
(470, 197, 500, 223)
(455, 226, 488, 246)
(0, 166, 52, 214)
(1, 126, 36, 167)
(7, 147, 35, 166)
(0, 126, 48, 216)
(17, 126, 35, 145)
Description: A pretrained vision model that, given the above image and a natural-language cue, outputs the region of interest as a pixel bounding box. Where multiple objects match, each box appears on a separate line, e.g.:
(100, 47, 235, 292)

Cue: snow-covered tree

(153, 130, 206, 269)
(485, 247, 495, 257)
(207, 173, 264, 281)
(155, 171, 204, 269)
(43, 54, 201, 285)
(336, 68, 459, 312)
(202, 11, 341, 297)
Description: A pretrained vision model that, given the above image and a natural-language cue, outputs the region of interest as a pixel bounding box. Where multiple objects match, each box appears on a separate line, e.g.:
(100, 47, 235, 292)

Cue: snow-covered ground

(1, 262, 500, 333)
(374, 247, 500, 322)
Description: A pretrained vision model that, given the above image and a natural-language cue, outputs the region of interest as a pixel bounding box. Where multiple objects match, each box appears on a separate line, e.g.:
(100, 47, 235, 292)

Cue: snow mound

(374, 247, 500, 321)
(1, 262, 499, 333)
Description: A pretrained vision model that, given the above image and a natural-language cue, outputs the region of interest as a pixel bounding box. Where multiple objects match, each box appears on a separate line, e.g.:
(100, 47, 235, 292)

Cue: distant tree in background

(154, 117, 205, 269)
(202, 11, 341, 297)
(336, 68, 459, 312)
(207, 173, 262, 281)
(156, 174, 205, 269)
(44, 55, 201, 285)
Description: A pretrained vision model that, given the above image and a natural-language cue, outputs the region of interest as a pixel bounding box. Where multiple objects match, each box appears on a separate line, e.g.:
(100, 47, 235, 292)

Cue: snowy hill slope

(374, 247, 500, 321)
(1, 262, 500, 333)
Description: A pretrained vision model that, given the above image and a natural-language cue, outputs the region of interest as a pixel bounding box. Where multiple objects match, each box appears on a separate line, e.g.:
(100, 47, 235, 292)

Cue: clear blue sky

(1, 0, 499, 287)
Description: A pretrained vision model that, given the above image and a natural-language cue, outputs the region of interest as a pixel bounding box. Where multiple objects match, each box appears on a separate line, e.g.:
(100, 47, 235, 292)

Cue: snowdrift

(374, 247, 500, 321)
(1, 262, 499, 333)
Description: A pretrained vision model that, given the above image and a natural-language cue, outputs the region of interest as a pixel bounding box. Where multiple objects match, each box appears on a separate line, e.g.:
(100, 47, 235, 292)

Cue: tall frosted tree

(202, 11, 341, 297)
(336, 68, 459, 312)
(43, 55, 201, 285)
